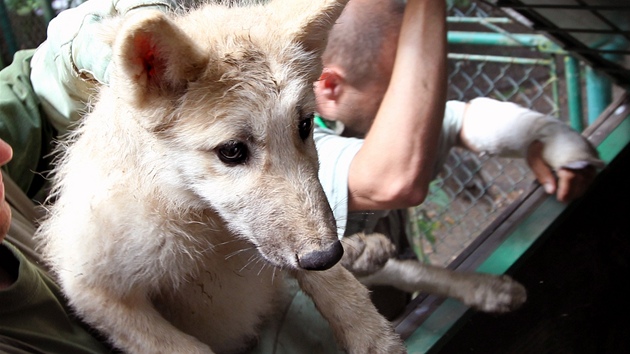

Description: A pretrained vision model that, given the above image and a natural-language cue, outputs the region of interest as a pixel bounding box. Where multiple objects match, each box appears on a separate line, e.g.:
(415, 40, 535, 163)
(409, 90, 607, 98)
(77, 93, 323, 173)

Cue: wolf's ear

(113, 10, 207, 104)
(269, 0, 349, 56)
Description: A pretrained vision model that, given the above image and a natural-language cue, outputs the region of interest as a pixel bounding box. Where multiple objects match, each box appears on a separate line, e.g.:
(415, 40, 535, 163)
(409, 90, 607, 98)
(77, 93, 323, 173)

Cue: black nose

(297, 240, 344, 271)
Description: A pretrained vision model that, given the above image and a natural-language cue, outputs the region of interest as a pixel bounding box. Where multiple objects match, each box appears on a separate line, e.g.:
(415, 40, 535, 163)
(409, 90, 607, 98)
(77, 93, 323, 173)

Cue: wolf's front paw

(351, 312, 407, 354)
(463, 273, 527, 313)
(347, 332, 406, 354)
(341, 232, 396, 276)
(374, 335, 407, 354)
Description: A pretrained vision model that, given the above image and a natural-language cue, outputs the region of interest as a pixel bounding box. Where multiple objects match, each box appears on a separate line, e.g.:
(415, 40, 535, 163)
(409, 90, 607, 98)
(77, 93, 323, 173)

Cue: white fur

(36, 1, 406, 353)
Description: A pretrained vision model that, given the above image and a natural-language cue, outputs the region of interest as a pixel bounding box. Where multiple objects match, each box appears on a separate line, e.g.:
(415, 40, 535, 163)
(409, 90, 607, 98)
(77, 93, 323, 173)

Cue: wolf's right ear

(268, 0, 349, 57)
(112, 10, 208, 105)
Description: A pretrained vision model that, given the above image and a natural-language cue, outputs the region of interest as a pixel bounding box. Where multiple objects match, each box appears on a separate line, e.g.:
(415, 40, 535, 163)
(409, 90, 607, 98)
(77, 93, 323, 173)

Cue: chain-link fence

(0, 1, 46, 66)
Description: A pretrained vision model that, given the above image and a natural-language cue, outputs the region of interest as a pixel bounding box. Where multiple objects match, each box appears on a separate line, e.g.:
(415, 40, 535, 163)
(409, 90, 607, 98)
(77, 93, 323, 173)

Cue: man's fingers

(0, 201, 11, 241)
(556, 167, 596, 203)
(527, 140, 598, 203)
(0, 139, 13, 166)
(526, 140, 556, 194)
(556, 169, 574, 202)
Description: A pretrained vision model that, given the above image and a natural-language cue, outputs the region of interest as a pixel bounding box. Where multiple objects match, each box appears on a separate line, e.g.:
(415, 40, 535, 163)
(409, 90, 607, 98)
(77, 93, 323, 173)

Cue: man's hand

(0, 139, 12, 241)
(460, 98, 603, 203)
(526, 140, 597, 203)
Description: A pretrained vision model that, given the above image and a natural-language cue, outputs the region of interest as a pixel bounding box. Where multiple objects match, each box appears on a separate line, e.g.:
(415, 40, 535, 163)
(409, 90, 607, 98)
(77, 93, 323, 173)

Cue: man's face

(335, 80, 388, 137)
(330, 36, 397, 138)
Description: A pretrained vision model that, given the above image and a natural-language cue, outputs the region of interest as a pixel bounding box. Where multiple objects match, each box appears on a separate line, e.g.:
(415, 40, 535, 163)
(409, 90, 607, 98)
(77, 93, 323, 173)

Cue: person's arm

(458, 97, 603, 203)
(347, 0, 447, 211)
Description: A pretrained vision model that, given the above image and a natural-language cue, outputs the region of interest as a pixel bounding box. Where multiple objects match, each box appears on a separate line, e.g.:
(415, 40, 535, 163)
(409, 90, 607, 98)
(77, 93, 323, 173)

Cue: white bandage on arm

(461, 97, 604, 170)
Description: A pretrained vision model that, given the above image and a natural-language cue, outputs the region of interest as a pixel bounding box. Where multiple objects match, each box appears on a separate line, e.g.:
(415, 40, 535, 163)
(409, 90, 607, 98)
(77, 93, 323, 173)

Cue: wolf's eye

(217, 140, 248, 165)
(298, 113, 314, 141)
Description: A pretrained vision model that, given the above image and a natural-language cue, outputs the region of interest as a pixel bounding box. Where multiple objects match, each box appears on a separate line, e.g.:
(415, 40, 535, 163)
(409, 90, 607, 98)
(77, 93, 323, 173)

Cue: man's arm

(347, 0, 447, 211)
(458, 97, 603, 203)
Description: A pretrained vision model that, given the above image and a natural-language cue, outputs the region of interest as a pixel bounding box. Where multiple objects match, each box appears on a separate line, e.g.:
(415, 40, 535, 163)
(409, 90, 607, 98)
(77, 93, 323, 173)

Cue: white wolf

(36, 1, 406, 353)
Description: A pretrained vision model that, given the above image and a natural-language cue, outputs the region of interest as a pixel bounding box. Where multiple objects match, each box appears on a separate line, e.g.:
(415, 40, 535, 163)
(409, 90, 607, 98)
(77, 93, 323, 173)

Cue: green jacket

(0, 50, 55, 199)
(0, 243, 116, 354)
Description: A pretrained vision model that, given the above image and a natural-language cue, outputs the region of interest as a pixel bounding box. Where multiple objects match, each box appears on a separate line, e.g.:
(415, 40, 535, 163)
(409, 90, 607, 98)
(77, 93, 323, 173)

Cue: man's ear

(316, 67, 343, 101)
(315, 67, 344, 118)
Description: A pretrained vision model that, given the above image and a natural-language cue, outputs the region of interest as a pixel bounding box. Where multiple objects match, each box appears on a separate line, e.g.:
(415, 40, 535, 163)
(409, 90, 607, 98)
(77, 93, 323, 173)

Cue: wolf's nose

(297, 240, 344, 271)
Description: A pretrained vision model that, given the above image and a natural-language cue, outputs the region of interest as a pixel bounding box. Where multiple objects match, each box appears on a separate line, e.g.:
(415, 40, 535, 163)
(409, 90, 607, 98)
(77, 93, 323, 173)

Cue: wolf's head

(105, 0, 349, 271)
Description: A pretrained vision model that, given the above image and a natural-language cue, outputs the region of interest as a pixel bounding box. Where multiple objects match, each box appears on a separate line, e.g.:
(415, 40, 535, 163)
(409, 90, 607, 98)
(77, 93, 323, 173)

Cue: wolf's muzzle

(297, 240, 344, 271)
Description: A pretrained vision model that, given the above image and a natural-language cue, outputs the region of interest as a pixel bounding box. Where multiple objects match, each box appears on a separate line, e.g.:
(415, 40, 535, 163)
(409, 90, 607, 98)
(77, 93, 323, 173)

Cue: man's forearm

(459, 98, 604, 170)
(349, 0, 447, 211)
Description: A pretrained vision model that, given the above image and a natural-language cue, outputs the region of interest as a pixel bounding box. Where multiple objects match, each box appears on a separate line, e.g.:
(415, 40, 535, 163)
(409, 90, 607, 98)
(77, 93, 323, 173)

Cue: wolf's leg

(359, 259, 527, 313)
(340, 232, 396, 276)
(295, 264, 407, 354)
(65, 283, 213, 354)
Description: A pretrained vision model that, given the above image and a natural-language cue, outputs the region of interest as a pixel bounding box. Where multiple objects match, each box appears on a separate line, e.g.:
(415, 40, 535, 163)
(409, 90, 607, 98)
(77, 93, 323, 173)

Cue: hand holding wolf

(36, 1, 405, 353)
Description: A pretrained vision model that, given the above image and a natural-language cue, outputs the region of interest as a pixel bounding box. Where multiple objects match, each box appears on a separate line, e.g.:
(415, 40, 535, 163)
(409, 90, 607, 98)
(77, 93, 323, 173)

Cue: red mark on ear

(134, 35, 159, 81)
(145, 49, 156, 79)
(319, 69, 337, 89)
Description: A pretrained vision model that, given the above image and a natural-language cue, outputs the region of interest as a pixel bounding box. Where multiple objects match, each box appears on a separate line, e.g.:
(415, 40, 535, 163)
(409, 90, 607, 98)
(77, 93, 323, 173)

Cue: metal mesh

(408, 1, 566, 267)
(0, 9, 47, 65)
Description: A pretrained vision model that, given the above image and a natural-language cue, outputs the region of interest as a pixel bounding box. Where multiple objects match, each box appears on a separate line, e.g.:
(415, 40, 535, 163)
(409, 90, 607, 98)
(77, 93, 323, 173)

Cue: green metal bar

(446, 17, 513, 24)
(0, 0, 19, 60)
(474, 17, 537, 50)
(549, 55, 560, 118)
(586, 67, 613, 124)
(405, 110, 630, 353)
(447, 32, 566, 54)
(565, 56, 584, 131)
(447, 53, 553, 65)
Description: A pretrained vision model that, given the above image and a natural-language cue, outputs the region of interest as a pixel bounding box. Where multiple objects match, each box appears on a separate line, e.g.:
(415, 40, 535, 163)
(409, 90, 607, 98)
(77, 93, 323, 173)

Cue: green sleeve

(0, 242, 115, 353)
(0, 50, 56, 199)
